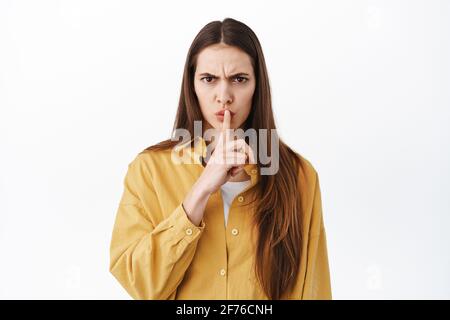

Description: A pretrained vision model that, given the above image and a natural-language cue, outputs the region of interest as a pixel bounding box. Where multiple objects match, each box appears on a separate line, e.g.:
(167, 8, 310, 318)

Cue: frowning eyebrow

(198, 72, 250, 78)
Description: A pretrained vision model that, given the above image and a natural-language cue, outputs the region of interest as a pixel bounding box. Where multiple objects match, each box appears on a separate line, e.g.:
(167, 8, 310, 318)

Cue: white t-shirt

(220, 179, 251, 227)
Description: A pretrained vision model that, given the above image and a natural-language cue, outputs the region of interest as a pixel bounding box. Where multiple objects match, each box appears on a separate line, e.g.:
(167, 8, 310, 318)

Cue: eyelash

(200, 76, 249, 84)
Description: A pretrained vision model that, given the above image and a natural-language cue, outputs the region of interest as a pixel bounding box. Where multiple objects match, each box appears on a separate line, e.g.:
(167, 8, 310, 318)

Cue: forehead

(195, 44, 254, 74)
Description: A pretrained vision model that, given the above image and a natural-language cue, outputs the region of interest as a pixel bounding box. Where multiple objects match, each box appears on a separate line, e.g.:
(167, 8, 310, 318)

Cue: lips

(215, 110, 235, 117)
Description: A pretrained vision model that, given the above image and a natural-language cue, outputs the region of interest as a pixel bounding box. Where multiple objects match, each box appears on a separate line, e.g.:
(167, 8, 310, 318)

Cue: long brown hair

(143, 18, 305, 300)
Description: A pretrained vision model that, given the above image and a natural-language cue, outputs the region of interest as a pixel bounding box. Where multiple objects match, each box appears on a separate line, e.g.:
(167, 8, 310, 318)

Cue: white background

(1, 0, 449, 299)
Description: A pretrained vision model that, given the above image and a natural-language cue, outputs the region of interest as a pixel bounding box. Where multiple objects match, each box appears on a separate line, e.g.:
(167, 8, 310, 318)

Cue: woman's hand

(182, 110, 255, 226)
(196, 109, 256, 195)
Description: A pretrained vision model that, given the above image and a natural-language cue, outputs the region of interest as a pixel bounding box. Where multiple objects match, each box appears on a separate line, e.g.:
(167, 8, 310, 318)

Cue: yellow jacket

(109, 136, 332, 299)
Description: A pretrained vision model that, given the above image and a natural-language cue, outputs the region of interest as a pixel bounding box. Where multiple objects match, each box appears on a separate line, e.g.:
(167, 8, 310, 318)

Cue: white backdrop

(1, 0, 449, 299)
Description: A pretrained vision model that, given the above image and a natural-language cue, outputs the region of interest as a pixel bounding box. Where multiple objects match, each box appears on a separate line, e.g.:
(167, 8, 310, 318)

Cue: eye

(200, 76, 215, 83)
(233, 76, 248, 83)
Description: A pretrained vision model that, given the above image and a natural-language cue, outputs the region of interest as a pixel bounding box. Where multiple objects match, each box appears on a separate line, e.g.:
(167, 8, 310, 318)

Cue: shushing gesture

(199, 110, 256, 194)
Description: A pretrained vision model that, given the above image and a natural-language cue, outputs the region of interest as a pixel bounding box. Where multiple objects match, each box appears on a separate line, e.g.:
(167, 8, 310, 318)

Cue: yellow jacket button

(186, 228, 193, 235)
(231, 228, 239, 236)
(237, 196, 244, 202)
(219, 268, 226, 276)
(251, 169, 257, 175)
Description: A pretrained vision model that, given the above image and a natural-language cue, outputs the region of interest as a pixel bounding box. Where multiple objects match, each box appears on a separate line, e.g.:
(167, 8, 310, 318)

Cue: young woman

(109, 18, 332, 300)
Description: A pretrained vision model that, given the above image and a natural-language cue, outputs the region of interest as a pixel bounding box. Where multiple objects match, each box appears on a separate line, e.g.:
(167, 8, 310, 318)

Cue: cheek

(196, 79, 216, 95)
(236, 85, 255, 111)
(195, 83, 211, 115)
(195, 85, 216, 107)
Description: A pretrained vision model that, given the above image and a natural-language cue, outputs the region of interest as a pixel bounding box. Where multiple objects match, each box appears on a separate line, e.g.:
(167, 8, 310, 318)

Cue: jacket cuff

(169, 203, 206, 244)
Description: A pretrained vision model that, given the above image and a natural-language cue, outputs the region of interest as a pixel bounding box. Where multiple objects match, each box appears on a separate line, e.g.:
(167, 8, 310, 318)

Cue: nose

(216, 82, 233, 105)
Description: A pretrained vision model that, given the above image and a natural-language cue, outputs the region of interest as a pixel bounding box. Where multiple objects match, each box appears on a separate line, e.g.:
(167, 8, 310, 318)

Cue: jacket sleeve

(109, 154, 206, 300)
(302, 172, 332, 300)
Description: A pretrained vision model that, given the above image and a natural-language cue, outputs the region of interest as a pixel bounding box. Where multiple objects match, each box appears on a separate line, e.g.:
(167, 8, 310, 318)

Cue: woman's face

(194, 43, 256, 131)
